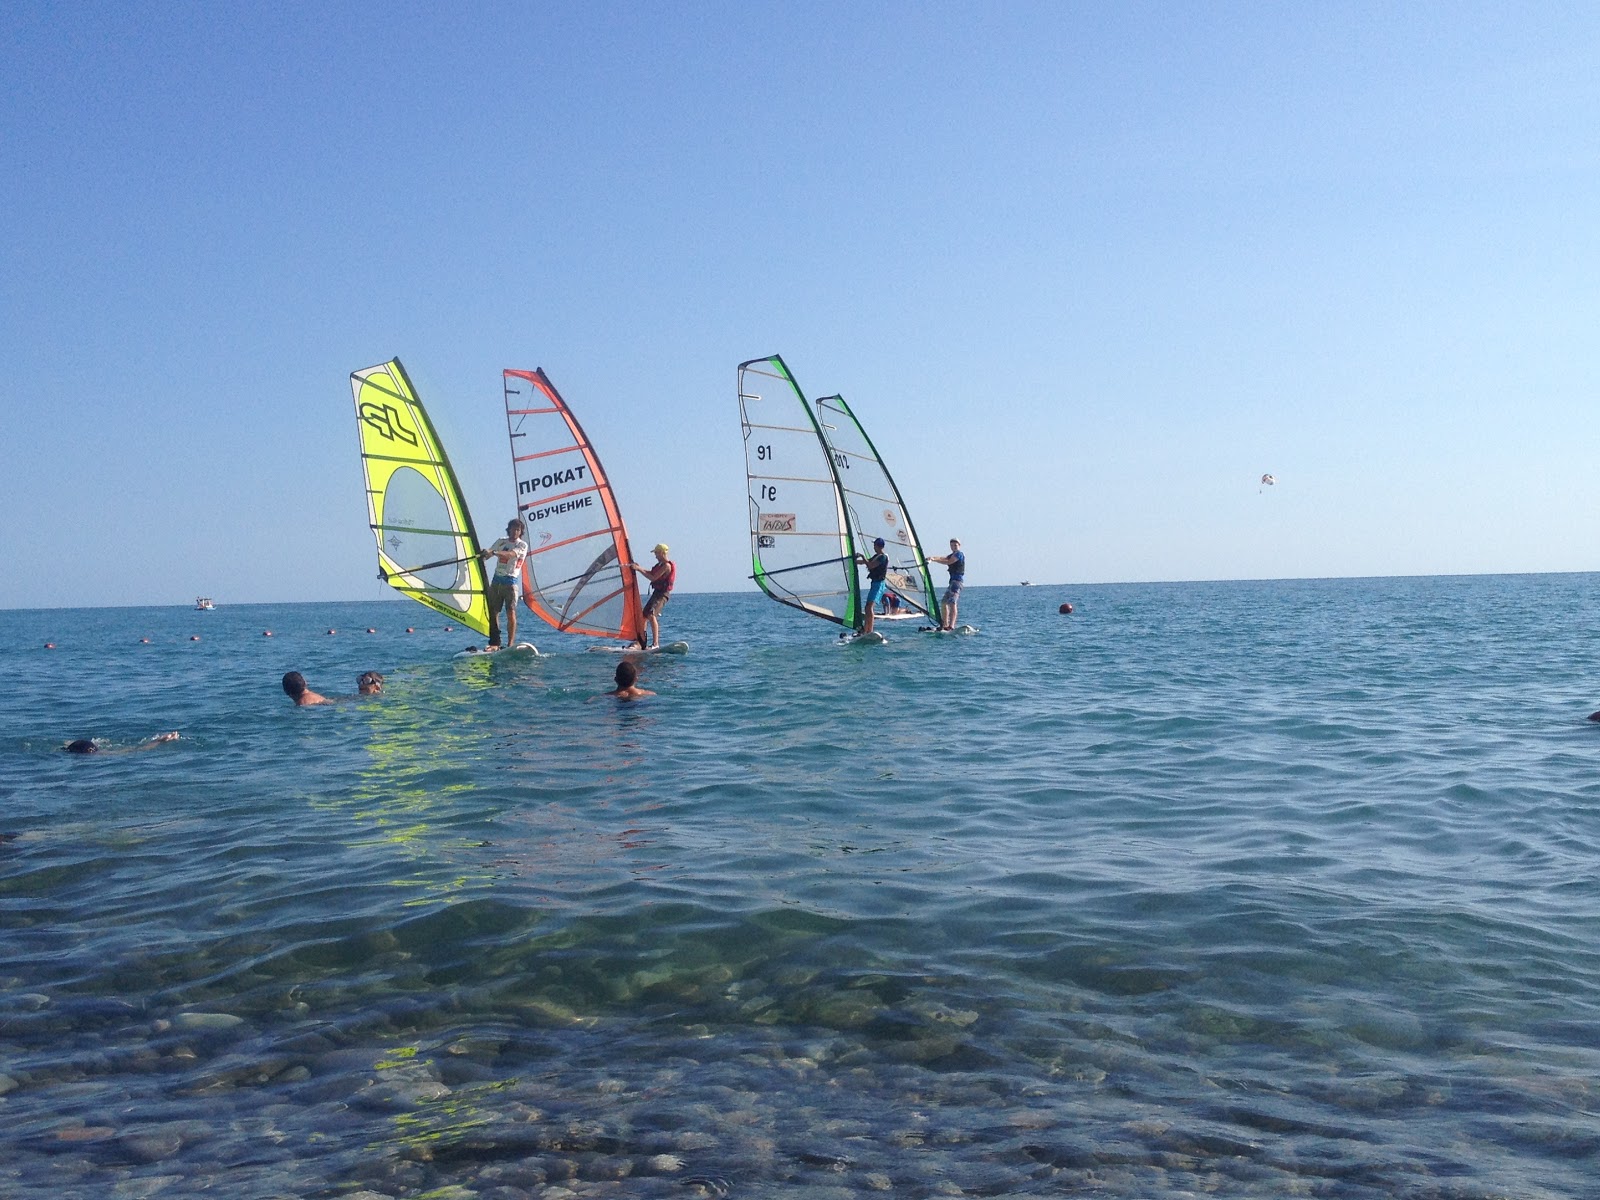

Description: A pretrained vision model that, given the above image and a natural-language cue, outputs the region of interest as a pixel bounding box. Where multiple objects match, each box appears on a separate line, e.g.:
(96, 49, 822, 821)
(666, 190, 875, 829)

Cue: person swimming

(63, 732, 179, 754)
(282, 672, 332, 706)
(608, 660, 655, 701)
(357, 671, 384, 695)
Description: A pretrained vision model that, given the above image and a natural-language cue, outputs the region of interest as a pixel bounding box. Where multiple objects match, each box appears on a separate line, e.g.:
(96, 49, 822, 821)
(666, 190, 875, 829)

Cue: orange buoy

(1058, 603, 1074, 615)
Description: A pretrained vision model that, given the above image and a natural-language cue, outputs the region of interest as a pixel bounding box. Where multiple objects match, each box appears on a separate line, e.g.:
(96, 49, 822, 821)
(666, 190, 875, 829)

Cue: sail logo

(518, 464, 589, 496)
(759, 514, 796, 533)
(360, 402, 420, 447)
(523, 495, 593, 524)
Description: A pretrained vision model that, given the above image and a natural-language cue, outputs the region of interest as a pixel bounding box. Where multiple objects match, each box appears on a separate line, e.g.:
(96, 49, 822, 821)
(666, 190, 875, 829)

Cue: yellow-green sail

(350, 359, 492, 636)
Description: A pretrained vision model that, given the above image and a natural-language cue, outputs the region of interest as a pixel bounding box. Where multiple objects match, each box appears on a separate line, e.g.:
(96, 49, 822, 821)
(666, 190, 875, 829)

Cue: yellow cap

(653, 543, 669, 554)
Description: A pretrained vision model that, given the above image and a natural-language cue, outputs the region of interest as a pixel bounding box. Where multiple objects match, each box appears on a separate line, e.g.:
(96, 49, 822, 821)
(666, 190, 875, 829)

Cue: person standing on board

(480, 518, 530, 650)
(855, 537, 889, 637)
(928, 538, 966, 631)
(629, 543, 676, 649)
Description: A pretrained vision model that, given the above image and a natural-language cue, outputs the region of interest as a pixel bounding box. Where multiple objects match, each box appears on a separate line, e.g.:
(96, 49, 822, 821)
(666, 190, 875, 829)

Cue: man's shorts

(643, 590, 671, 618)
(488, 577, 519, 611)
(864, 578, 887, 607)
(943, 578, 964, 604)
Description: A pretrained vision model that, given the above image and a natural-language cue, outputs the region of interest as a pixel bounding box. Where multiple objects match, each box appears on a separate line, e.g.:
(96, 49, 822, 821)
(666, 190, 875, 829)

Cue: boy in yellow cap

(630, 543, 676, 649)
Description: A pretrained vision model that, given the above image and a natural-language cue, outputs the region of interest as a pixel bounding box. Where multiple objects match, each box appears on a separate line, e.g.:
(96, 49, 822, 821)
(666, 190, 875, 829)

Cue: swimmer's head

(615, 661, 638, 688)
(65, 739, 98, 754)
(282, 671, 308, 699)
(357, 671, 384, 695)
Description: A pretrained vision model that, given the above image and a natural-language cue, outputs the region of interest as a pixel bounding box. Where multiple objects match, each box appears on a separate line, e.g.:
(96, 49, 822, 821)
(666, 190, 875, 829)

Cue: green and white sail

(738, 355, 858, 629)
(813, 393, 940, 620)
(350, 358, 492, 636)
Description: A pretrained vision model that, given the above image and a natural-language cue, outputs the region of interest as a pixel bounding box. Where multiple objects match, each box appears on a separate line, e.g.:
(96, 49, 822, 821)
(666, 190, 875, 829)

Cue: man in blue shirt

(929, 538, 965, 631)
(855, 537, 889, 637)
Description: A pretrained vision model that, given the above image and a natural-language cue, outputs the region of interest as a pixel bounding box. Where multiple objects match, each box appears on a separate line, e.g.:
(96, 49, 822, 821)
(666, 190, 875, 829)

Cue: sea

(2, 575, 1597, 1200)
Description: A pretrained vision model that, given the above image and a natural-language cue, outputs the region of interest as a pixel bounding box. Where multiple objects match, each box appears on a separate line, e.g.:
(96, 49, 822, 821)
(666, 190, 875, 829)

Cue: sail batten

(503, 368, 645, 643)
(350, 359, 492, 636)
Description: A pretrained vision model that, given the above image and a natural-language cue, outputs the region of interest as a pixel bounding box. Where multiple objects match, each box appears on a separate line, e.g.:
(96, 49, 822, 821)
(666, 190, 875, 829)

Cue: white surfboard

(454, 642, 541, 659)
(841, 630, 887, 645)
(588, 640, 690, 655)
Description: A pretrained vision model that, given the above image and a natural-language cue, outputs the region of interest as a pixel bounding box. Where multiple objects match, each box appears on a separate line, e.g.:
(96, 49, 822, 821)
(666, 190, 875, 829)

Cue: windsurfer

(630, 543, 675, 649)
(481, 519, 530, 649)
(282, 672, 333, 706)
(608, 660, 655, 701)
(928, 538, 965, 631)
(855, 538, 889, 637)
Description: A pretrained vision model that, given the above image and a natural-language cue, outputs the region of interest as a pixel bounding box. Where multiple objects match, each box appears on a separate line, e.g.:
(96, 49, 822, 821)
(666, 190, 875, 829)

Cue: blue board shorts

(943, 578, 964, 603)
(865, 579, 887, 607)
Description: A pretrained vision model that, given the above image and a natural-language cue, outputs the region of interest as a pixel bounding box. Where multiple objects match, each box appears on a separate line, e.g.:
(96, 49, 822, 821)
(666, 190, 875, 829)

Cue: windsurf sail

(502, 368, 645, 642)
(738, 355, 858, 629)
(350, 359, 492, 636)
(813, 393, 940, 620)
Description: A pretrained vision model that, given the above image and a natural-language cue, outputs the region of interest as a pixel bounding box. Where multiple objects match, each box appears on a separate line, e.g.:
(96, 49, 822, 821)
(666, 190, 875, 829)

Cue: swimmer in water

(63, 732, 179, 754)
(608, 660, 654, 701)
(282, 672, 333, 706)
(357, 671, 384, 695)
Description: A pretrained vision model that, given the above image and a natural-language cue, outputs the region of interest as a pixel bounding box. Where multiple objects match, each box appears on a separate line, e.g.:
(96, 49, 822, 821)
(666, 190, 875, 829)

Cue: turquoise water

(3, 576, 1598, 1199)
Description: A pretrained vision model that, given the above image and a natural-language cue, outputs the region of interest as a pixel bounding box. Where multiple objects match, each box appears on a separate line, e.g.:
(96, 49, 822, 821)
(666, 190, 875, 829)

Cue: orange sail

(502, 369, 645, 642)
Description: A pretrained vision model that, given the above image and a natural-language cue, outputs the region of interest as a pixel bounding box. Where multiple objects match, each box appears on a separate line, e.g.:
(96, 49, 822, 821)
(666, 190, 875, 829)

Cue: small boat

(195, 596, 215, 610)
(1020, 580, 1032, 586)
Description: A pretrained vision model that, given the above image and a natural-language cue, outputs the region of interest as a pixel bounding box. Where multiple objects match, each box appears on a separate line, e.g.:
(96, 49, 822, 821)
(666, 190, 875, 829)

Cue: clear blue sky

(4, 1, 1596, 608)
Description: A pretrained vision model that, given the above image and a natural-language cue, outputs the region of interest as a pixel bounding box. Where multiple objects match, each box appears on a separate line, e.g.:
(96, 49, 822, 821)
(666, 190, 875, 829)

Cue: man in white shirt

(481, 518, 530, 649)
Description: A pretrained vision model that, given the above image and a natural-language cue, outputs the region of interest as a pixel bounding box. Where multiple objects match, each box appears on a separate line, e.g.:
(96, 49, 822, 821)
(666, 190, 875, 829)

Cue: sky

(3, 1, 1597, 608)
